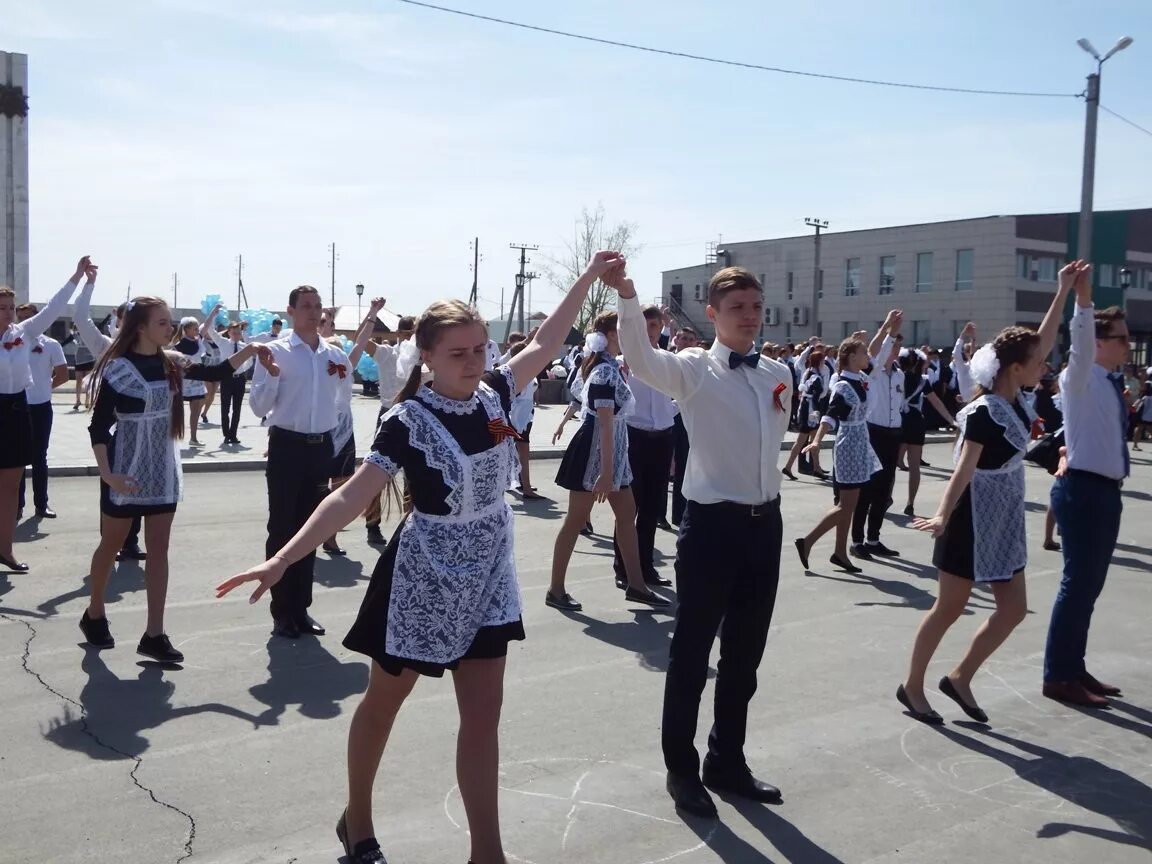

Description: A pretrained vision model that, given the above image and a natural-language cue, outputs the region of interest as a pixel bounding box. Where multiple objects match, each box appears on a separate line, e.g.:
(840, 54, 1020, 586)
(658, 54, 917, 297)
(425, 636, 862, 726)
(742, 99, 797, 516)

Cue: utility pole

(804, 218, 829, 339)
(506, 243, 537, 343)
(236, 253, 248, 311)
(172, 272, 178, 309)
(525, 271, 539, 329)
(328, 242, 338, 307)
(468, 237, 481, 307)
(500, 287, 505, 318)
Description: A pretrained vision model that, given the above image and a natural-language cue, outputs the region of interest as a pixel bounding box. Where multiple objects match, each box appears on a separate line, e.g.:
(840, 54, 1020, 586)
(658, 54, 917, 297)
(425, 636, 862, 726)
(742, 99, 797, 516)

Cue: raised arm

(200, 305, 224, 342)
(951, 322, 975, 400)
(506, 251, 623, 394)
(868, 310, 900, 361)
(1061, 262, 1096, 393)
(22, 256, 89, 340)
(606, 269, 697, 401)
(349, 297, 385, 366)
(1038, 261, 1082, 360)
(72, 267, 113, 356)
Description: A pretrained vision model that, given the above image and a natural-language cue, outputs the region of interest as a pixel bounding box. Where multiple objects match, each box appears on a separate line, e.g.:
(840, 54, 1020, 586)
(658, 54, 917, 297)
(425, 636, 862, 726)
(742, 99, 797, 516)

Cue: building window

(843, 321, 863, 339)
(955, 249, 974, 291)
(694, 284, 701, 302)
(915, 252, 933, 292)
(1018, 253, 1059, 282)
(1038, 257, 1057, 282)
(1098, 264, 1116, 288)
(845, 258, 860, 296)
(786, 271, 794, 301)
(879, 255, 895, 295)
(1140, 268, 1152, 291)
(759, 273, 767, 293)
(913, 320, 932, 346)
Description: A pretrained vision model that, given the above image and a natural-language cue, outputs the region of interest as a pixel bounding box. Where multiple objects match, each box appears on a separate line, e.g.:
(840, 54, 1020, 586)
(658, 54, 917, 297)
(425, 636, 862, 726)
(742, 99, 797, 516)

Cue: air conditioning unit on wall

(766, 307, 780, 326)
(791, 306, 809, 325)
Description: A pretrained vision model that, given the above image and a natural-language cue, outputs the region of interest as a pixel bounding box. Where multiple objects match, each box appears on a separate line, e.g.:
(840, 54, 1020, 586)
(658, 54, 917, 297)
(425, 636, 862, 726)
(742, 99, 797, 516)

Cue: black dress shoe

(35, 507, 57, 519)
(656, 519, 674, 531)
(272, 617, 301, 639)
(938, 675, 988, 723)
(614, 572, 627, 590)
(866, 541, 901, 557)
(701, 761, 783, 804)
(0, 553, 29, 573)
(645, 570, 673, 587)
(79, 610, 115, 648)
(849, 543, 873, 560)
(137, 633, 185, 664)
(117, 544, 148, 561)
(666, 772, 717, 818)
(296, 614, 326, 636)
(322, 541, 347, 556)
(366, 524, 386, 545)
(625, 586, 672, 608)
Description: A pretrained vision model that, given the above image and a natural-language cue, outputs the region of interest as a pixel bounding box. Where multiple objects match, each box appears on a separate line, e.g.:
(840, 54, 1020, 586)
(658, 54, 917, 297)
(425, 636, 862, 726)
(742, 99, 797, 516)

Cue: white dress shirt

(0, 280, 77, 394)
(372, 342, 402, 405)
(866, 337, 902, 428)
(950, 337, 975, 401)
(618, 294, 792, 505)
(204, 328, 253, 375)
(1061, 304, 1127, 480)
(72, 280, 113, 359)
(622, 358, 677, 432)
(485, 340, 501, 371)
(26, 335, 67, 404)
(249, 332, 347, 434)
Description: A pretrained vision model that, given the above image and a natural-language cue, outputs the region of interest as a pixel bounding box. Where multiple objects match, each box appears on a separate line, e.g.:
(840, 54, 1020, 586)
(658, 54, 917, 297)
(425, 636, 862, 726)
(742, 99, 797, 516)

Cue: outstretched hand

(216, 558, 288, 604)
(910, 515, 945, 537)
(256, 345, 279, 375)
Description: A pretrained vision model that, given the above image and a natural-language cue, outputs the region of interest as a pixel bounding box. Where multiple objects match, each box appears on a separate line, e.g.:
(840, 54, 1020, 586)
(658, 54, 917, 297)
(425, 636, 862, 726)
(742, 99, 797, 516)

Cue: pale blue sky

(4, 0, 1150, 319)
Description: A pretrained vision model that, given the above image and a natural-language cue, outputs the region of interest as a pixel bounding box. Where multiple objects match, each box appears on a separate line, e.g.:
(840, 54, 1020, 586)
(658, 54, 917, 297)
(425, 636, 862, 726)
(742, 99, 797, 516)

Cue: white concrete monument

(1, 52, 29, 303)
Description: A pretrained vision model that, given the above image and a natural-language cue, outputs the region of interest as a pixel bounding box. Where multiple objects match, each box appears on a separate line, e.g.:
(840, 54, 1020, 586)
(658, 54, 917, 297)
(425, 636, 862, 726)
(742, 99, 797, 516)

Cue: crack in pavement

(2, 613, 197, 862)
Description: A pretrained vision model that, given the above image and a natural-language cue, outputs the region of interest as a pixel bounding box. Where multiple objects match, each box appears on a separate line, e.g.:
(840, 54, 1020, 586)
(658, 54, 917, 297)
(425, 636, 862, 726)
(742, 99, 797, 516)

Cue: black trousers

(613, 426, 674, 577)
(220, 375, 246, 441)
(18, 401, 53, 511)
(670, 415, 690, 526)
(265, 428, 331, 621)
(662, 498, 782, 778)
(852, 424, 902, 544)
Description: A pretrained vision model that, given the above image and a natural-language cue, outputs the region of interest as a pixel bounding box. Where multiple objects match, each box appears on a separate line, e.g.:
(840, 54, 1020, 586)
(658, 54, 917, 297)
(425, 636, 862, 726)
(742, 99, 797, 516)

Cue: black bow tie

(729, 351, 760, 370)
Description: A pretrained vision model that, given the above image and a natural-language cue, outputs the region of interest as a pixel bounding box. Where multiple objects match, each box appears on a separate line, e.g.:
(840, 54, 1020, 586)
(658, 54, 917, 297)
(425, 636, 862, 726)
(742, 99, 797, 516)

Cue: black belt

(700, 497, 781, 518)
(1065, 468, 1123, 488)
(627, 425, 674, 437)
(868, 423, 903, 435)
(269, 427, 331, 445)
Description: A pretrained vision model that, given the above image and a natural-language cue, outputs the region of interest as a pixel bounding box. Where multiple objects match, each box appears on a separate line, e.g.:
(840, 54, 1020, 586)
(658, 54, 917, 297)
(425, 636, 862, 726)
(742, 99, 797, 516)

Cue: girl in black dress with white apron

(173, 318, 207, 446)
(82, 297, 266, 664)
(795, 338, 881, 574)
(897, 348, 956, 517)
(782, 351, 830, 480)
(217, 253, 624, 864)
(898, 270, 1072, 725)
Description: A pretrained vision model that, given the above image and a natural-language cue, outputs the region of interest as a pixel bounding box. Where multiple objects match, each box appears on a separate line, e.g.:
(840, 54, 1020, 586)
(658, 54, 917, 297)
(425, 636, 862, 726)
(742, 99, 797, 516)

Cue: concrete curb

(45, 433, 955, 478)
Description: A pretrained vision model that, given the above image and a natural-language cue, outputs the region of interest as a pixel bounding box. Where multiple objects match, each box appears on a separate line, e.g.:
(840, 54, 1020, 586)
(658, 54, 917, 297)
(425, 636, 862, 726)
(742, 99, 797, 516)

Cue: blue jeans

(1043, 472, 1123, 683)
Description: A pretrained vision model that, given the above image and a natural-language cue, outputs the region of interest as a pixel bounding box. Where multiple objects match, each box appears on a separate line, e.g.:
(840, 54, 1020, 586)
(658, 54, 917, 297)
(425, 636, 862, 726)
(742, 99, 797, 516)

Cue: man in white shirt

(668, 326, 700, 526)
(250, 285, 349, 640)
(1043, 267, 1130, 707)
(850, 312, 901, 559)
(15, 305, 68, 519)
(201, 308, 253, 445)
(613, 305, 677, 588)
(612, 265, 791, 819)
(249, 318, 284, 344)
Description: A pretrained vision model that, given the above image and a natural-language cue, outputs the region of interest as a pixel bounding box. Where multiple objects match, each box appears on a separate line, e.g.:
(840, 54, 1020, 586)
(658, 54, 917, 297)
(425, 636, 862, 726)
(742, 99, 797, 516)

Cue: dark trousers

(613, 426, 674, 577)
(220, 375, 246, 441)
(265, 428, 331, 621)
(1043, 471, 1123, 682)
(852, 424, 901, 544)
(662, 498, 782, 778)
(670, 415, 690, 526)
(18, 401, 53, 511)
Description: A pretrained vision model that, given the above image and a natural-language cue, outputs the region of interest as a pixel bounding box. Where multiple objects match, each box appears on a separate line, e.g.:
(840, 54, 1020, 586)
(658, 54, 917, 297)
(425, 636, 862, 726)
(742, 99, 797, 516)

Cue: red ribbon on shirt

(488, 417, 522, 445)
(773, 382, 787, 412)
(31, 345, 43, 354)
(2, 337, 24, 351)
(327, 361, 347, 379)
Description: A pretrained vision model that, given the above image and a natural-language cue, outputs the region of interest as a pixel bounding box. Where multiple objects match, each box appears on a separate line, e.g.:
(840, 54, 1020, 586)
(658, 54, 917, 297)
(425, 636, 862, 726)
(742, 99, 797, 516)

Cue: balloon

(356, 351, 380, 382)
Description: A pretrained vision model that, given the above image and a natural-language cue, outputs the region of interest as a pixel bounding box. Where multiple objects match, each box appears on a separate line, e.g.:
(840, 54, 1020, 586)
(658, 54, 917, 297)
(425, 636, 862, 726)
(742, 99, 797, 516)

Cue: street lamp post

(1075, 36, 1134, 263)
(355, 283, 364, 320)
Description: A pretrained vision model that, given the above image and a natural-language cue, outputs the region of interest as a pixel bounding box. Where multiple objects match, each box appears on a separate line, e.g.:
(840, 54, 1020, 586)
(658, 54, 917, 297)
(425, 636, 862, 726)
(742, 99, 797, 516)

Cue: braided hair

(975, 325, 1040, 396)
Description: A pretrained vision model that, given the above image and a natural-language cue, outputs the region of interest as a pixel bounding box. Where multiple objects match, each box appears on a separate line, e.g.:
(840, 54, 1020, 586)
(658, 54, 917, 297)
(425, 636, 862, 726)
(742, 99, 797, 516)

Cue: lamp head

(1077, 37, 1101, 60)
(1103, 36, 1134, 61)
(1120, 268, 1133, 290)
(355, 283, 364, 297)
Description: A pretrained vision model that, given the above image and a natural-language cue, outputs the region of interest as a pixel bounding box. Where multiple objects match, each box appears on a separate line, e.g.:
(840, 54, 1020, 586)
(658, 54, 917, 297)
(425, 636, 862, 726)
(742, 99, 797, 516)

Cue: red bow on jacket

(488, 417, 522, 445)
(2, 337, 24, 351)
(32, 345, 43, 354)
(327, 361, 347, 379)
(773, 382, 787, 412)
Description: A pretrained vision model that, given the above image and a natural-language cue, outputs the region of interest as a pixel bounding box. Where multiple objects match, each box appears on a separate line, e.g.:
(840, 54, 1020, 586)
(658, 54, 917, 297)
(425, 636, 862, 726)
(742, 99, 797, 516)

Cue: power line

(392, 0, 1078, 99)
(1101, 104, 1152, 140)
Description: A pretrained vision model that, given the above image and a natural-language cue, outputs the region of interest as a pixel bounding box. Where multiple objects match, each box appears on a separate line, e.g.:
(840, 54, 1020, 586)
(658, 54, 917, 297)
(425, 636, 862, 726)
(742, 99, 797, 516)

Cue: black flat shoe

(938, 676, 988, 723)
(794, 538, 810, 570)
(117, 544, 148, 561)
(656, 519, 674, 531)
(896, 684, 944, 725)
(812, 469, 829, 480)
(336, 809, 386, 863)
(903, 505, 915, 517)
(0, 553, 29, 573)
(829, 554, 861, 574)
(35, 507, 57, 519)
(580, 521, 594, 536)
(782, 468, 797, 481)
(702, 761, 783, 804)
(296, 614, 325, 636)
(272, 617, 301, 639)
(366, 524, 386, 545)
(666, 772, 717, 819)
(625, 586, 672, 608)
(79, 611, 115, 648)
(137, 633, 185, 664)
(322, 541, 347, 556)
(1043, 541, 1061, 552)
(546, 591, 582, 612)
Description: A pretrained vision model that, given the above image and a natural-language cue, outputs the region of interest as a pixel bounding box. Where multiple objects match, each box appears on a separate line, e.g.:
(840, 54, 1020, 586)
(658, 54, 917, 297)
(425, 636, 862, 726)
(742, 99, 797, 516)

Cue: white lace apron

(384, 381, 522, 665)
(104, 358, 183, 507)
(954, 393, 1034, 583)
(831, 380, 881, 485)
(578, 360, 635, 491)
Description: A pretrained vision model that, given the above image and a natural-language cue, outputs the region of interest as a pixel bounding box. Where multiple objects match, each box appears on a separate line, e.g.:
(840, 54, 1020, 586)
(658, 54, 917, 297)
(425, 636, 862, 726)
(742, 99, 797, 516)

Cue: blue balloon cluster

(357, 350, 379, 382)
(200, 295, 230, 328)
(239, 308, 277, 336)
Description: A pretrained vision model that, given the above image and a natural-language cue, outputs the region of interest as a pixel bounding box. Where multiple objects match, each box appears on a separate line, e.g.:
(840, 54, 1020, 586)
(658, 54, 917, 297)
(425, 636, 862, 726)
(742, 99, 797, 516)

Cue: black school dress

(901, 372, 931, 446)
(89, 352, 237, 517)
(796, 370, 826, 433)
(932, 396, 1032, 582)
(555, 356, 635, 492)
(344, 367, 526, 677)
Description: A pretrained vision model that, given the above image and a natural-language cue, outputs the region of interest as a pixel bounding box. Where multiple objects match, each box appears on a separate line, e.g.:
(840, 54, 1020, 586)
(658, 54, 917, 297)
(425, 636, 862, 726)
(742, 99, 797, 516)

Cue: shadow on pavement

(248, 636, 368, 723)
(564, 610, 691, 675)
(37, 560, 145, 618)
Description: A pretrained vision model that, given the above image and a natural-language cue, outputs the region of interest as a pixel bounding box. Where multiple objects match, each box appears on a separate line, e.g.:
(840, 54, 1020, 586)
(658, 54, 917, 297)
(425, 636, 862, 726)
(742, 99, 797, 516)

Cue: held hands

(73, 255, 94, 283)
(584, 250, 625, 281)
(911, 514, 945, 538)
(256, 345, 279, 376)
(103, 474, 139, 495)
(1059, 260, 1092, 305)
(216, 558, 288, 604)
(801, 441, 821, 457)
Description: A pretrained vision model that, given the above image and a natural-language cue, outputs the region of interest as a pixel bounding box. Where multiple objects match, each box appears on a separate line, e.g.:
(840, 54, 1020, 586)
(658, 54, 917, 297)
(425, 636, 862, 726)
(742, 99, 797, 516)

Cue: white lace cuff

(496, 363, 516, 397)
(365, 451, 399, 477)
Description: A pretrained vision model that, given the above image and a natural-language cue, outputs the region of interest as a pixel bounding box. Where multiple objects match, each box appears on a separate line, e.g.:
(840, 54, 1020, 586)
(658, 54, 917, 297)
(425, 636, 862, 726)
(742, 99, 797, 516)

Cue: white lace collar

(417, 383, 478, 415)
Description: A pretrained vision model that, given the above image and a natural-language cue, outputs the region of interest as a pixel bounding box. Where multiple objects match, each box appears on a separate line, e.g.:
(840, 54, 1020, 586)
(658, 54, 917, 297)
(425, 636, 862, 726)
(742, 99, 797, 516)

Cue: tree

(543, 204, 640, 334)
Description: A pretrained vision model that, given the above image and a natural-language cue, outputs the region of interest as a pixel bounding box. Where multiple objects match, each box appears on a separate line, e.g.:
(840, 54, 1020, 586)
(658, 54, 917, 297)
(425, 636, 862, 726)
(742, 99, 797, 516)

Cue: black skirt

(0, 392, 34, 469)
(73, 360, 96, 373)
(931, 488, 1022, 582)
(902, 409, 927, 446)
(98, 439, 178, 518)
(343, 519, 526, 678)
(330, 433, 357, 480)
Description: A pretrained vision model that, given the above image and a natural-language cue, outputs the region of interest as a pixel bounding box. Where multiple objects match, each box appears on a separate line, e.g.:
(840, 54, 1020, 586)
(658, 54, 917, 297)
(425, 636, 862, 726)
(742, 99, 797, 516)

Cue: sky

(4, 0, 1151, 321)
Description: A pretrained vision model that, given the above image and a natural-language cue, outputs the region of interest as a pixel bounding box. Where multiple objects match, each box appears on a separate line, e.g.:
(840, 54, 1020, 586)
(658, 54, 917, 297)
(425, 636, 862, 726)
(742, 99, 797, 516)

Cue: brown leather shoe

(1043, 680, 1110, 708)
(1080, 672, 1122, 697)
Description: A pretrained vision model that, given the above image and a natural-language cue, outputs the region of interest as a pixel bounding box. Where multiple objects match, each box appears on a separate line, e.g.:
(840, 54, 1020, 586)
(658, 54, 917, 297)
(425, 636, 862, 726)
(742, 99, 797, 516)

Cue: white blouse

(0, 281, 78, 395)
